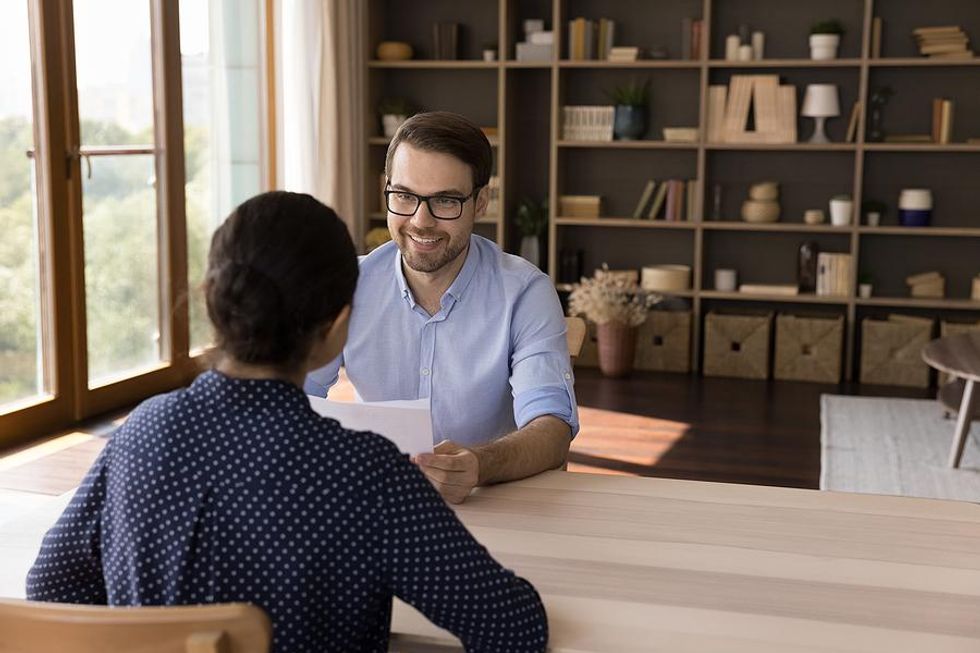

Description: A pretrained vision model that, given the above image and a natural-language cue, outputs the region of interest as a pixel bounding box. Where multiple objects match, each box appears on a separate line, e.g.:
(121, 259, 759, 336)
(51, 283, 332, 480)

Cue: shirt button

(564, 372, 572, 380)
(421, 368, 430, 376)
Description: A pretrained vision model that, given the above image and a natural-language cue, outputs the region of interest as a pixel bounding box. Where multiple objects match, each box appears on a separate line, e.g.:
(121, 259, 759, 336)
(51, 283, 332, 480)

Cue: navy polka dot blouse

(26, 370, 548, 652)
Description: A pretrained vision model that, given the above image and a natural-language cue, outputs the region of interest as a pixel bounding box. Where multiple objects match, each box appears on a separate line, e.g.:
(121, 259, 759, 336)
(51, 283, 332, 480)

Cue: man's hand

(414, 440, 480, 504)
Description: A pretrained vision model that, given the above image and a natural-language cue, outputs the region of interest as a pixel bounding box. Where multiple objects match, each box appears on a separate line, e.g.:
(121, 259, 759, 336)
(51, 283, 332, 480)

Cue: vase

(797, 241, 819, 292)
(867, 105, 886, 142)
(519, 235, 540, 268)
(809, 34, 840, 60)
(613, 105, 646, 140)
(596, 322, 637, 378)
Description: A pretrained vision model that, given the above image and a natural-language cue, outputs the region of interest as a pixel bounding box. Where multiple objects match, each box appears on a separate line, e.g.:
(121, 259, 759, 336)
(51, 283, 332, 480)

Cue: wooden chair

(565, 316, 587, 360)
(0, 599, 271, 653)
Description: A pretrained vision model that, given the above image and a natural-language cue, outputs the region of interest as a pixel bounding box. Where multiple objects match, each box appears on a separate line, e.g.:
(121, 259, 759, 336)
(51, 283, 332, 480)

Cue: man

(305, 111, 578, 503)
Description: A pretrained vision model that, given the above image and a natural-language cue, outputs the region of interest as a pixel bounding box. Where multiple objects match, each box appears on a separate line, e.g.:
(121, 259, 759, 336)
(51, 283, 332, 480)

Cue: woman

(26, 191, 547, 652)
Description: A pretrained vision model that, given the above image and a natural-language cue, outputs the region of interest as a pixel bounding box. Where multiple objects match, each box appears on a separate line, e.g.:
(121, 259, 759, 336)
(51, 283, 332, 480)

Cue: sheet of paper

(307, 396, 433, 455)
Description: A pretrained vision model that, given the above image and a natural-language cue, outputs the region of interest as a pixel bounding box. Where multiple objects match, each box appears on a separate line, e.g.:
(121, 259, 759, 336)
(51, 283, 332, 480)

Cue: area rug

(821, 394, 980, 502)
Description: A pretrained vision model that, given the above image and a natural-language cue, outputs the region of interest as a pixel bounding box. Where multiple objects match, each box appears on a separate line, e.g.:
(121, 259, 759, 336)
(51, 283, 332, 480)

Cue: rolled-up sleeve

(303, 351, 343, 397)
(509, 275, 580, 436)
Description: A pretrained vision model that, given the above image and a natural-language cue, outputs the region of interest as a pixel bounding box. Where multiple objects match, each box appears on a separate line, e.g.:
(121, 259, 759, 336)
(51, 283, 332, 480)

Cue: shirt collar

(394, 234, 482, 307)
(189, 369, 312, 412)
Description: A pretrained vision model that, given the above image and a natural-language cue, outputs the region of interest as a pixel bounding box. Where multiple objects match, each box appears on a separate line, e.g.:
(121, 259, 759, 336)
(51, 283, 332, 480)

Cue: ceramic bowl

(741, 199, 780, 223)
(898, 209, 931, 227)
(376, 41, 413, 61)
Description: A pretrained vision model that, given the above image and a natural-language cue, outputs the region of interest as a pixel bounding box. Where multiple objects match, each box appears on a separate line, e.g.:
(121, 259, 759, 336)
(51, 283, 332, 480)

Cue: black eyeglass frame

(383, 184, 481, 221)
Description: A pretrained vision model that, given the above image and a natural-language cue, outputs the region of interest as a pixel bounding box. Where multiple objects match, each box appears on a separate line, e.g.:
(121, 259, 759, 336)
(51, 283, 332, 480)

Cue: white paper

(307, 396, 433, 455)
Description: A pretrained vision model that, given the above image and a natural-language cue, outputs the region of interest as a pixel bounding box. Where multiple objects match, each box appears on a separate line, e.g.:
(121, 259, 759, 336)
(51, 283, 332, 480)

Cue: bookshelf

(363, 0, 980, 382)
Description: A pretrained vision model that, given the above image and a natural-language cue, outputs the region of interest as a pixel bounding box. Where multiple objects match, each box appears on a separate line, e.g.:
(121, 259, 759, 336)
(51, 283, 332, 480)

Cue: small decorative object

(714, 268, 738, 291)
(711, 183, 723, 220)
(803, 209, 826, 224)
(378, 97, 416, 138)
(376, 41, 413, 61)
(862, 199, 886, 226)
(662, 127, 698, 142)
(607, 78, 650, 140)
(751, 31, 765, 59)
(858, 273, 873, 299)
(482, 43, 498, 61)
(641, 264, 691, 292)
(802, 84, 840, 143)
(972, 274, 980, 301)
(725, 34, 740, 60)
(515, 196, 548, 268)
(741, 181, 780, 223)
(829, 194, 853, 226)
(737, 44, 753, 61)
(866, 86, 893, 142)
(809, 19, 845, 60)
(365, 227, 392, 251)
(898, 188, 932, 227)
(568, 265, 662, 377)
(798, 241, 820, 292)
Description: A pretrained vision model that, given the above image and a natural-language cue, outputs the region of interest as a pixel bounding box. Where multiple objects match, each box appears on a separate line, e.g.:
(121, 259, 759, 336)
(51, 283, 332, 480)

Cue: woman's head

(205, 191, 358, 372)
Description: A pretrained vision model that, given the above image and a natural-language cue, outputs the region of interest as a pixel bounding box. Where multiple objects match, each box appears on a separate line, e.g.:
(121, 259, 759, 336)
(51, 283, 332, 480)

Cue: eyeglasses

(384, 186, 477, 221)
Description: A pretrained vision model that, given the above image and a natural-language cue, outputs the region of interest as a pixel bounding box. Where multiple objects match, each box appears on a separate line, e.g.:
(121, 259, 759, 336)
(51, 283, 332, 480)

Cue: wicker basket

(937, 319, 980, 384)
(774, 314, 844, 383)
(859, 315, 934, 388)
(635, 310, 691, 372)
(575, 320, 600, 368)
(703, 311, 773, 379)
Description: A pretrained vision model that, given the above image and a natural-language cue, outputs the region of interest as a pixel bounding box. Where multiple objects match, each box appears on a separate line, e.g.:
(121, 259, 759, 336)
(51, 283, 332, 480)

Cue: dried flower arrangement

(568, 265, 661, 327)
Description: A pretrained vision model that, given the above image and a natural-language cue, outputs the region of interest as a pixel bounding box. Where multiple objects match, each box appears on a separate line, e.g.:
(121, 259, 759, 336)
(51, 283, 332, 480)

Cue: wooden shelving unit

(364, 0, 980, 382)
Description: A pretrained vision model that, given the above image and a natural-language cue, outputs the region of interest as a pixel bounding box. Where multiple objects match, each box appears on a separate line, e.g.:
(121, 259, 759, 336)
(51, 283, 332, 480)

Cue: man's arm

(416, 416, 570, 504)
(303, 351, 344, 397)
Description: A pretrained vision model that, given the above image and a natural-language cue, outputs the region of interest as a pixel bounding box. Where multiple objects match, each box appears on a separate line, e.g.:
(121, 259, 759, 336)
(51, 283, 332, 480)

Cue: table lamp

(801, 84, 840, 143)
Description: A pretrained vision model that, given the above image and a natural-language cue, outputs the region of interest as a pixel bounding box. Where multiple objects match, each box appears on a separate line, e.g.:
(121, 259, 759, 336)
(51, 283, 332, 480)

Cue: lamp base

(808, 116, 831, 144)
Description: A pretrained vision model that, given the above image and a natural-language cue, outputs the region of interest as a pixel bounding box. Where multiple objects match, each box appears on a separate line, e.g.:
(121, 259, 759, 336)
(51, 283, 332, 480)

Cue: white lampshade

(801, 84, 840, 118)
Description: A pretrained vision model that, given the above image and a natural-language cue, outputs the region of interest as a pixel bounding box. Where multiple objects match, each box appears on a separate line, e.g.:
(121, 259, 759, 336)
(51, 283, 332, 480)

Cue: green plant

(378, 97, 416, 116)
(606, 78, 650, 107)
(810, 19, 845, 36)
(858, 272, 874, 285)
(515, 196, 548, 237)
(831, 193, 852, 201)
(862, 199, 886, 214)
(483, 41, 498, 50)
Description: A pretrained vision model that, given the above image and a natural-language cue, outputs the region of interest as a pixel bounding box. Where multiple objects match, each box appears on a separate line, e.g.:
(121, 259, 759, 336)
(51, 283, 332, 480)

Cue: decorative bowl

(377, 41, 413, 61)
(741, 199, 780, 223)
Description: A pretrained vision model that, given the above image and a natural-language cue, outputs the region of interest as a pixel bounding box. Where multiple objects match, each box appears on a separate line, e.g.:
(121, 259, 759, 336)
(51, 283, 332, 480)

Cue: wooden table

(922, 332, 980, 468)
(3, 473, 980, 652)
(392, 471, 980, 652)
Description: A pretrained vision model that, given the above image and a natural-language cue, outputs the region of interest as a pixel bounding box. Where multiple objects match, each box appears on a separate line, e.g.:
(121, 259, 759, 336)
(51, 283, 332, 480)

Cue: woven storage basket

(859, 315, 934, 388)
(937, 319, 980, 385)
(774, 314, 844, 383)
(703, 311, 773, 379)
(575, 320, 600, 368)
(635, 310, 691, 372)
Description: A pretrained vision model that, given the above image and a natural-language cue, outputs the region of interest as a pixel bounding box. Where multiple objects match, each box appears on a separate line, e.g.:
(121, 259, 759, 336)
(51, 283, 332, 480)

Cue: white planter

(519, 235, 540, 267)
(865, 211, 881, 227)
(829, 198, 852, 226)
(859, 283, 873, 299)
(809, 34, 840, 60)
(382, 114, 408, 138)
(482, 49, 497, 61)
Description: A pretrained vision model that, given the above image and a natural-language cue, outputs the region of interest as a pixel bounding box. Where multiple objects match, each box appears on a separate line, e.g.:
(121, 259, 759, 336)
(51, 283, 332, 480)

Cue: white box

(516, 42, 553, 62)
(529, 31, 554, 45)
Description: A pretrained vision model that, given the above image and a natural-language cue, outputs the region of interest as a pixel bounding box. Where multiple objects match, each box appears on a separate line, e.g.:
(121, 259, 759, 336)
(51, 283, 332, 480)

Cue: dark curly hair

(205, 191, 358, 370)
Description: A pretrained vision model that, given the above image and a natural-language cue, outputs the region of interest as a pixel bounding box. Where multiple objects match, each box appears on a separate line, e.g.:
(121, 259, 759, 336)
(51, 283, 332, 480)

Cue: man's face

(386, 143, 486, 274)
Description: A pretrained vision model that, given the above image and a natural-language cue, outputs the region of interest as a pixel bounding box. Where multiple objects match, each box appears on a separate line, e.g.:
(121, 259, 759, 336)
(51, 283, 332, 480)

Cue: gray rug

(821, 394, 980, 502)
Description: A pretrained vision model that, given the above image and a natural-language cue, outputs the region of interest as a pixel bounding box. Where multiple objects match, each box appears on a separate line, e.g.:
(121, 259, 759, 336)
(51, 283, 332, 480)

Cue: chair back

(0, 600, 271, 653)
(565, 316, 587, 359)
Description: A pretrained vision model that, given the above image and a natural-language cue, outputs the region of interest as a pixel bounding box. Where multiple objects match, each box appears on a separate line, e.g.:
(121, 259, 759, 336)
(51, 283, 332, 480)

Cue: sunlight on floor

(568, 406, 692, 476)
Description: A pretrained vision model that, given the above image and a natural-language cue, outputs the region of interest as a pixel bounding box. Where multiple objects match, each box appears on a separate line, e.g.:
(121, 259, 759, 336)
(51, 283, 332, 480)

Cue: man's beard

(399, 228, 468, 273)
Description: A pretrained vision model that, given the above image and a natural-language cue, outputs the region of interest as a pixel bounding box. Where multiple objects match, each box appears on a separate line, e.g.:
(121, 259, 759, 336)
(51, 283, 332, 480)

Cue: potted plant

(568, 265, 661, 377)
(378, 97, 416, 138)
(809, 19, 845, 60)
(829, 193, 853, 226)
(482, 41, 498, 61)
(606, 78, 650, 140)
(866, 86, 893, 142)
(858, 272, 873, 298)
(861, 199, 886, 227)
(515, 196, 548, 268)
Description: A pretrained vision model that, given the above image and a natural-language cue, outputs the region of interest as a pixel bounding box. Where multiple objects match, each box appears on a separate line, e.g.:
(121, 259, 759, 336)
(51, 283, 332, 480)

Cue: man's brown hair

(385, 111, 492, 192)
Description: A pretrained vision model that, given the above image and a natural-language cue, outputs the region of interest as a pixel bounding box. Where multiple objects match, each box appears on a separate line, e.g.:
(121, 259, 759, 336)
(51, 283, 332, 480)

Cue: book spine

(940, 99, 953, 144)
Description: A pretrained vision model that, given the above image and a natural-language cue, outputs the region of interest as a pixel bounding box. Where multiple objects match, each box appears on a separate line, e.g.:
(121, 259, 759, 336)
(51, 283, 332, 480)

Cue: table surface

(923, 332, 980, 382)
(2, 472, 980, 652)
(391, 471, 980, 653)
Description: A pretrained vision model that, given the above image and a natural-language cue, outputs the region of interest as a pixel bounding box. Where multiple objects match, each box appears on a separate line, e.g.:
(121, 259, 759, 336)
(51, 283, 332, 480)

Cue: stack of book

(680, 18, 704, 60)
(567, 17, 615, 60)
(913, 26, 973, 59)
(906, 271, 945, 298)
(816, 253, 852, 297)
(631, 179, 698, 221)
(561, 106, 615, 141)
(431, 22, 459, 60)
(931, 98, 955, 144)
(607, 46, 640, 62)
(559, 195, 602, 218)
(706, 76, 796, 144)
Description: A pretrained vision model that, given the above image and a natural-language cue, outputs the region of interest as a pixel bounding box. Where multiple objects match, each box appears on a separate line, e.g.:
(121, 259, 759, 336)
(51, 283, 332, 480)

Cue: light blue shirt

(304, 235, 579, 447)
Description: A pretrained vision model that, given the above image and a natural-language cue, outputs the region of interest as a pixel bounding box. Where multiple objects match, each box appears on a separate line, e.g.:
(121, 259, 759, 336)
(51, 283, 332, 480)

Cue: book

(686, 178, 697, 221)
(632, 180, 657, 219)
(752, 75, 780, 141)
(723, 75, 753, 138)
(884, 134, 932, 143)
(776, 85, 797, 143)
(871, 17, 882, 58)
(692, 20, 703, 60)
(940, 99, 953, 144)
(647, 182, 669, 219)
(845, 101, 861, 143)
(681, 17, 693, 61)
(706, 85, 727, 142)
(932, 98, 944, 143)
(906, 270, 943, 285)
(665, 180, 679, 222)
(739, 284, 799, 296)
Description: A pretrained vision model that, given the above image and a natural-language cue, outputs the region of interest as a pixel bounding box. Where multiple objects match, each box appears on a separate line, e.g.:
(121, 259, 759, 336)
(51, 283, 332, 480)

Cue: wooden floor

(0, 370, 933, 499)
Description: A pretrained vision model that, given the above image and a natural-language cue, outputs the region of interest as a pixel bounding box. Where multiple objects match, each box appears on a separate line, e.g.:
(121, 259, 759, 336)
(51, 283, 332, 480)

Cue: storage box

(635, 310, 691, 372)
(859, 315, 934, 388)
(774, 314, 844, 383)
(559, 195, 602, 218)
(703, 311, 773, 379)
